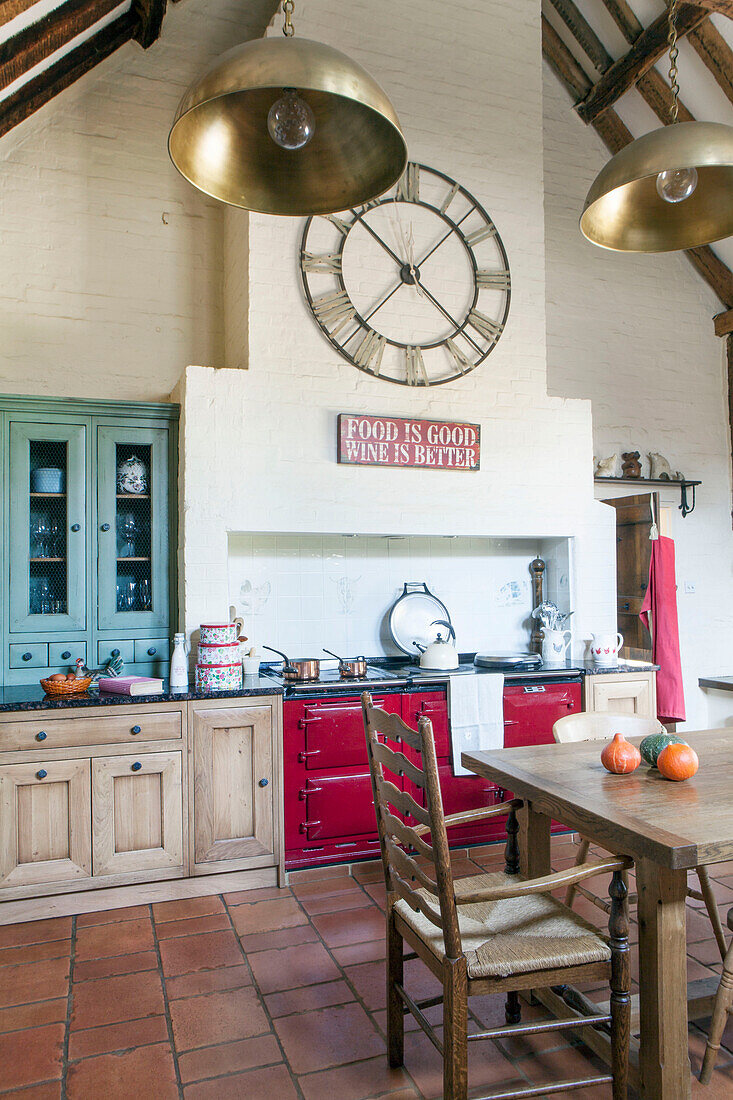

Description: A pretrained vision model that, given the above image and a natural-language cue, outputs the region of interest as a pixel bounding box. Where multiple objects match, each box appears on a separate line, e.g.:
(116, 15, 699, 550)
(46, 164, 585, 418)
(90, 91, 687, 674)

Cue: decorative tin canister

(200, 620, 244, 645)
(198, 641, 241, 666)
(195, 663, 242, 692)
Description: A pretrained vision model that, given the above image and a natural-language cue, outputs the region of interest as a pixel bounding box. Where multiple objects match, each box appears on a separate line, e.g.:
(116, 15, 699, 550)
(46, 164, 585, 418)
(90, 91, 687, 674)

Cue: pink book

(98, 676, 164, 696)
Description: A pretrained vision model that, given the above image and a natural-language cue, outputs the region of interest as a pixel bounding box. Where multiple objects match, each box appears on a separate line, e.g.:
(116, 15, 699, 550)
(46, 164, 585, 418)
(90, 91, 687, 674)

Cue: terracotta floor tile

(237, 923, 317, 954)
(403, 1028, 526, 1099)
(311, 906, 384, 948)
(291, 874, 359, 899)
(0, 998, 67, 1034)
(288, 864, 353, 884)
(300, 889, 374, 916)
(350, 860, 384, 883)
(152, 895, 226, 923)
(518, 1041, 609, 1085)
(68, 1014, 169, 1060)
(0, 956, 69, 1009)
(249, 941, 340, 995)
(223, 885, 293, 905)
(71, 970, 165, 1029)
(228, 897, 307, 936)
(265, 978, 355, 1018)
(0, 1022, 65, 1091)
(76, 905, 150, 928)
(169, 986, 270, 1051)
(166, 964, 252, 1001)
(178, 1032, 282, 1083)
(0, 918, 72, 950)
(0, 938, 70, 969)
(184, 1062, 298, 1099)
(345, 958, 440, 1013)
(332, 938, 386, 967)
(6, 1083, 63, 1100)
(274, 1001, 384, 1074)
(156, 913, 231, 940)
(66, 1042, 179, 1100)
(159, 929, 244, 977)
(298, 1054, 413, 1100)
(75, 917, 154, 961)
(363, 883, 387, 910)
(73, 949, 158, 982)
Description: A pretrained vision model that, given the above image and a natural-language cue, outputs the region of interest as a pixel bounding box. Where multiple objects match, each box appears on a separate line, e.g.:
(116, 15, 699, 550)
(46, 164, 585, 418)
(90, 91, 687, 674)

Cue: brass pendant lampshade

(580, 0, 733, 253)
(168, 3, 407, 216)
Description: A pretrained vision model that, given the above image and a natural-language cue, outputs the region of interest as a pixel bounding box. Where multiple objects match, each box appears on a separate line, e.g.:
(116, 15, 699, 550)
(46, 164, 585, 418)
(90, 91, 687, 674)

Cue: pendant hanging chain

(282, 0, 295, 36)
(667, 0, 680, 124)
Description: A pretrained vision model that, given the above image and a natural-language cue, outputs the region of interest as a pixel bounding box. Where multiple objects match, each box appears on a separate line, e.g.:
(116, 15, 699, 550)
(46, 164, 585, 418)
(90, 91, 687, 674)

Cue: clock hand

(414, 277, 485, 356)
(350, 210, 404, 268)
(413, 208, 474, 270)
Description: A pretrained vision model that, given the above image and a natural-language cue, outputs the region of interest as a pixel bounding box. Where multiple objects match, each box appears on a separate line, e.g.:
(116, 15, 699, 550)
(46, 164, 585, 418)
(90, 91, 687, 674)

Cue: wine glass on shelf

(121, 516, 137, 558)
(139, 578, 151, 611)
(50, 521, 62, 558)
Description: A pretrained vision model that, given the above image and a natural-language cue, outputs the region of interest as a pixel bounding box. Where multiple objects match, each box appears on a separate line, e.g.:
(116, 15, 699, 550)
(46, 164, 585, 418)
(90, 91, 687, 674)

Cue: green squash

(639, 732, 687, 768)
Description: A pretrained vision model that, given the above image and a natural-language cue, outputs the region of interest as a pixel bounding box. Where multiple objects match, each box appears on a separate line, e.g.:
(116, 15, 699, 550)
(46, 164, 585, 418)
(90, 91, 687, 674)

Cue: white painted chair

(553, 712, 728, 959)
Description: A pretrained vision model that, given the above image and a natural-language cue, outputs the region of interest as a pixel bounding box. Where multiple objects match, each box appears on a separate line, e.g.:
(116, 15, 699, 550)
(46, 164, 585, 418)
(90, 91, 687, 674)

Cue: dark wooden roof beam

(547, 0, 613, 73)
(0, 0, 38, 28)
(541, 14, 592, 102)
(714, 307, 733, 336)
(688, 19, 733, 107)
(132, 0, 167, 49)
(601, 0, 643, 44)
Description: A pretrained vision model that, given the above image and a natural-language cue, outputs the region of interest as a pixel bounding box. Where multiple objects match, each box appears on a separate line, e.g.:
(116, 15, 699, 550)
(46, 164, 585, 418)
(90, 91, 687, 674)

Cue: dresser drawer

(49, 642, 87, 668)
(97, 641, 136, 667)
(134, 638, 170, 663)
(0, 710, 183, 752)
(9, 643, 49, 669)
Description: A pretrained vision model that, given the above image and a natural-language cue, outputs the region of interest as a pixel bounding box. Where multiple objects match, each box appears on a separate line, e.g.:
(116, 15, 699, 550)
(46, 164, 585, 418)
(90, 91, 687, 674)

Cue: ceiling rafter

(132, 0, 166, 49)
(0, 0, 38, 28)
(688, 19, 733, 107)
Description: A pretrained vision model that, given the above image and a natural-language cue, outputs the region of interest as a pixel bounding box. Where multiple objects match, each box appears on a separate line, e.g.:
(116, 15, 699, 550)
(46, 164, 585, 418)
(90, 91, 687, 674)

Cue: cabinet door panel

(97, 425, 169, 632)
(92, 751, 183, 876)
(193, 706, 275, 866)
(9, 421, 87, 634)
(0, 759, 91, 888)
(587, 674, 655, 718)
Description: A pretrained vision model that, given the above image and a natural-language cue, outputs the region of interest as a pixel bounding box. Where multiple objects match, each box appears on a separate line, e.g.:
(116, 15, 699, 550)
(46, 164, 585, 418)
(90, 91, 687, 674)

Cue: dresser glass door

(9, 421, 87, 633)
(97, 426, 169, 631)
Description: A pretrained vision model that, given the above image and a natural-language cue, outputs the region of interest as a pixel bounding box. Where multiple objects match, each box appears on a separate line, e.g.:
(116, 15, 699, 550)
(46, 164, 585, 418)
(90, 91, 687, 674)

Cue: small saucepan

(323, 649, 368, 679)
(262, 646, 320, 682)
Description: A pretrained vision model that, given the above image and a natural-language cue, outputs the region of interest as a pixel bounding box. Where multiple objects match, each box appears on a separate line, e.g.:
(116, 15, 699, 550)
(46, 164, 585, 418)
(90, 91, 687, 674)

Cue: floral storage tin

(197, 641, 241, 666)
(200, 622, 243, 645)
(195, 663, 243, 692)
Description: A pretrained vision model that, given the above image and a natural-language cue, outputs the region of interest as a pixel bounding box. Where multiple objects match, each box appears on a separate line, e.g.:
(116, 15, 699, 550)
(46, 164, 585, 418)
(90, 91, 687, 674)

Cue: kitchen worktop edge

(699, 675, 733, 693)
(0, 675, 283, 713)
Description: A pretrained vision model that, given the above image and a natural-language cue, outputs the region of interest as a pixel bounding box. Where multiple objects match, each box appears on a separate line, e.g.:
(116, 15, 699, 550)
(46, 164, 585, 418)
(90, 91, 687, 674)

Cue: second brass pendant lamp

(168, 0, 407, 216)
(580, 0, 733, 253)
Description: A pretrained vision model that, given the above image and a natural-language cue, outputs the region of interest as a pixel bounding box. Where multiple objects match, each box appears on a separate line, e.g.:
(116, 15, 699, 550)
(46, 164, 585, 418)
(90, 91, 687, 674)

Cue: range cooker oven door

(503, 681, 582, 748)
(300, 772, 380, 842)
(298, 695, 402, 770)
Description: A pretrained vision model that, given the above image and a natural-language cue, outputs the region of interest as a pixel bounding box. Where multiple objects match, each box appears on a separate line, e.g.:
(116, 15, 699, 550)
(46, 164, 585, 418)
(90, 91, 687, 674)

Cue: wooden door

(0, 759, 91, 888)
(586, 672, 657, 718)
(92, 751, 183, 876)
(192, 705, 275, 869)
(603, 493, 658, 659)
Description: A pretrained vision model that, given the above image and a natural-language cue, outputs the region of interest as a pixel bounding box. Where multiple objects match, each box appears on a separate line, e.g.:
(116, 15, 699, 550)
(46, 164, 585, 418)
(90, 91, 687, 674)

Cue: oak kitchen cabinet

(0, 395, 178, 686)
(0, 694, 283, 901)
(584, 669, 657, 718)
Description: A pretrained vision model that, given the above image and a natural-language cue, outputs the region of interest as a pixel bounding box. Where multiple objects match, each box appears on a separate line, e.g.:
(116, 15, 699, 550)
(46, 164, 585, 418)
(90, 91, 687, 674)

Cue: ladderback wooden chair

(699, 906, 733, 1084)
(553, 712, 728, 959)
(362, 692, 632, 1100)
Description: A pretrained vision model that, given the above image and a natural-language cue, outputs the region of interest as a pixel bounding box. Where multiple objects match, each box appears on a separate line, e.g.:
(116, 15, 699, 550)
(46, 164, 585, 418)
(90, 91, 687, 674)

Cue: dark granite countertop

(699, 676, 733, 693)
(0, 675, 282, 714)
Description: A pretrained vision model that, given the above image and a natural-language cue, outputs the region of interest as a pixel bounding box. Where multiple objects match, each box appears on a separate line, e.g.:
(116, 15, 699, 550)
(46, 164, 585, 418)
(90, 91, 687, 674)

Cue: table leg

(518, 801, 551, 878)
(636, 859, 691, 1099)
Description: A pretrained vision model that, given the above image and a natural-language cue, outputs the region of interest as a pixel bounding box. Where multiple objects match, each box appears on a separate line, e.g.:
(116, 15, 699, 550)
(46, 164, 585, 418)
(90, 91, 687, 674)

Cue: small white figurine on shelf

(594, 453, 618, 478)
(648, 451, 673, 480)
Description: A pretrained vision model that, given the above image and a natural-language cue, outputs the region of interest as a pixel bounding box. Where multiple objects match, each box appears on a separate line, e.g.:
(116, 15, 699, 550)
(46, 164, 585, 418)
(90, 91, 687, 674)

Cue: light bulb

(267, 89, 315, 150)
(656, 166, 698, 204)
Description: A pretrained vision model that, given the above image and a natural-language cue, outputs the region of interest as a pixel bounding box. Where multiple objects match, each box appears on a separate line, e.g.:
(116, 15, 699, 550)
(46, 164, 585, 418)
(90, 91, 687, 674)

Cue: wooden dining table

(463, 728, 733, 1100)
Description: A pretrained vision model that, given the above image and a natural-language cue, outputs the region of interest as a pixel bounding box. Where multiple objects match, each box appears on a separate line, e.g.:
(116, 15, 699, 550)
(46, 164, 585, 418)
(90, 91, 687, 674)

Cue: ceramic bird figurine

(648, 451, 672, 480)
(595, 454, 618, 478)
(73, 655, 125, 682)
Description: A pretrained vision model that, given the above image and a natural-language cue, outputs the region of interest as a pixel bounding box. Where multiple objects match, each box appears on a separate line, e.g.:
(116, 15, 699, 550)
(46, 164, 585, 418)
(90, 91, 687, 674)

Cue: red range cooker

(278, 664, 582, 870)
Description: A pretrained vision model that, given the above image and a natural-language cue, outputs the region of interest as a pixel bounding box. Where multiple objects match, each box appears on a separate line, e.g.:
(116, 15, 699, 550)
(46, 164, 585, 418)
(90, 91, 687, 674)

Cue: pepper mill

(530, 556, 545, 654)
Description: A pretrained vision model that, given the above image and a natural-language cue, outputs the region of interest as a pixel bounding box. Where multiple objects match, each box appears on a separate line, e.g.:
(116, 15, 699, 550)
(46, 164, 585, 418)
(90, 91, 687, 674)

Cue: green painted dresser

(0, 395, 178, 686)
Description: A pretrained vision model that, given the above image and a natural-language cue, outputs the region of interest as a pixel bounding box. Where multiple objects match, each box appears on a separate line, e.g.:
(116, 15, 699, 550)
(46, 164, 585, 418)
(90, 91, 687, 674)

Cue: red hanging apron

(639, 535, 685, 723)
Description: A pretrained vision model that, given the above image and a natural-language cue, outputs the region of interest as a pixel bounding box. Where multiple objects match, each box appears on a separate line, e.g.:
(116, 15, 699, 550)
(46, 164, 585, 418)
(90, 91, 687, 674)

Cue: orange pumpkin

(601, 732, 642, 774)
(657, 742, 699, 781)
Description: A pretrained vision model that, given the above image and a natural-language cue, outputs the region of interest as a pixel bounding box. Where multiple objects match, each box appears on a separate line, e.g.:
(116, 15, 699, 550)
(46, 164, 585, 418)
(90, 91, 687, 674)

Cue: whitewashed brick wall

(543, 65, 733, 729)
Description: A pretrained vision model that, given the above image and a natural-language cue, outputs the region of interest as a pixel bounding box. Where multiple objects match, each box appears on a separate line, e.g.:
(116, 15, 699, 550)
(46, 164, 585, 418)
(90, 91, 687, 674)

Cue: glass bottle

(170, 632, 190, 691)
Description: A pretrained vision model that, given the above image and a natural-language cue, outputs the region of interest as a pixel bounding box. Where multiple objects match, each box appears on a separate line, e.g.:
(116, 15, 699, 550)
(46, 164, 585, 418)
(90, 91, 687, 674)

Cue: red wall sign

(337, 414, 481, 471)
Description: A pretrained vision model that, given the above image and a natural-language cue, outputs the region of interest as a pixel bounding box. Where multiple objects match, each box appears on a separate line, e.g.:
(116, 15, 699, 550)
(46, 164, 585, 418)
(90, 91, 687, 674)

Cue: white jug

(591, 632, 623, 667)
(541, 628, 571, 665)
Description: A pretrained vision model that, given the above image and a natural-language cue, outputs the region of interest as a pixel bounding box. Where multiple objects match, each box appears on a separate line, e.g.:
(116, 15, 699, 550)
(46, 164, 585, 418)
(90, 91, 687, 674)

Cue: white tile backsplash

(228, 533, 573, 658)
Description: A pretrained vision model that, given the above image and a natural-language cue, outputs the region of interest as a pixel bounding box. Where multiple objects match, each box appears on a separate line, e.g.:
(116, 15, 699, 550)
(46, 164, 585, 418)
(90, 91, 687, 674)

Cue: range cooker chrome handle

(299, 821, 321, 833)
(297, 717, 322, 728)
(298, 750, 321, 762)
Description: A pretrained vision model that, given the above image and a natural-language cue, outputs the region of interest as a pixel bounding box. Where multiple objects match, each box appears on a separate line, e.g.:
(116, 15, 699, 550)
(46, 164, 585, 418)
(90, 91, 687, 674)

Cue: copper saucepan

(323, 649, 368, 679)
(262, 646, 320, 682)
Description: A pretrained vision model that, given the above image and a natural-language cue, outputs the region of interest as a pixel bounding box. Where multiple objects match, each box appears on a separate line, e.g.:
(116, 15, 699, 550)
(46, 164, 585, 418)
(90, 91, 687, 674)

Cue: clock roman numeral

(353, 328, 386, 374)
(465, 223, 497, 247)
(302, 252, 343, 273)
(467, 309, 503, 342)
(324, 213, 352, 236)
(404, 345, 428, 386)
(396, 163, 419, 203)
(439, 181, 460, 215)
(477, 269, 510, 290)
(445, 338, 473, 374)
(312, 290, 355, 335)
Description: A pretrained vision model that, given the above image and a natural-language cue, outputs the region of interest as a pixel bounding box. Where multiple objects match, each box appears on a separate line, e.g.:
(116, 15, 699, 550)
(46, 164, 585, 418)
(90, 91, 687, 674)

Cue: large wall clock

(300, 162, 511, 387)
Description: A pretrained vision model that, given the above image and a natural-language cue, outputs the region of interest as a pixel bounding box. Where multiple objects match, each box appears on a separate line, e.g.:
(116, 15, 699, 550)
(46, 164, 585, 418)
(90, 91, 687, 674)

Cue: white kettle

(413, 620, 459, 670)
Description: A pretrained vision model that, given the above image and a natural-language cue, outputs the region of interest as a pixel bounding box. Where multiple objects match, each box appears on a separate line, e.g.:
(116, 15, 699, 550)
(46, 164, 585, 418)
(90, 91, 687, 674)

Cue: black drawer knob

(36, 769, 47, 780)
(71, 524, 81, 533)
(131, 762, 142, 772)
(61, 651, 71, 661)
(111, 649, 120, 658)
(36, 731, 47, 742)
(131, 725, 141, 735)
(147, 647, 157, 657)
(22, 652, 33, 662)
(100, 523, 111, 532)
(258, 777, 269, 788)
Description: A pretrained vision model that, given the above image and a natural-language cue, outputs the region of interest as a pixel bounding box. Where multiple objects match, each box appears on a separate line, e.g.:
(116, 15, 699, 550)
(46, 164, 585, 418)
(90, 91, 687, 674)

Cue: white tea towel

(449, 672, 505, 776)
